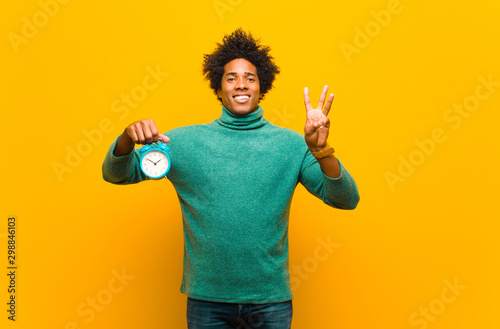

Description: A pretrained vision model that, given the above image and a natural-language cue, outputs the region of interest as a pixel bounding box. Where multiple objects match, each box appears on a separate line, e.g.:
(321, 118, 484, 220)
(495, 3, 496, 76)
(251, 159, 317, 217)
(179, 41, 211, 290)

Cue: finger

(148, 122, 170, 143)
(140, 121, 154, 144)
(126, 125, 140, 144)
(159, 133, 170, 143)
(319, 116, 330, 128)
(303, 87, 313, 112)
(133, 123, 146, 144)
(316, 85, 329, 111)
(147, 121, 160, 143)
(322, 93, 335, 116)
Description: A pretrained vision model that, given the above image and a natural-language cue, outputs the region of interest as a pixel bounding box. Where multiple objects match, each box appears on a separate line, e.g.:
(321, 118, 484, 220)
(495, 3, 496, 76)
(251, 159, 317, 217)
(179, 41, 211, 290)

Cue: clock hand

(150, 158, 161, 165)
(147, 159, 155, 164)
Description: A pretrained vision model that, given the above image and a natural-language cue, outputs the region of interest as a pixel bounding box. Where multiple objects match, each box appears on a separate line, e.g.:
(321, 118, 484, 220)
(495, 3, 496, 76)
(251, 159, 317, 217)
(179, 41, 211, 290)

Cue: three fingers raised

(304, 85, 334, 116)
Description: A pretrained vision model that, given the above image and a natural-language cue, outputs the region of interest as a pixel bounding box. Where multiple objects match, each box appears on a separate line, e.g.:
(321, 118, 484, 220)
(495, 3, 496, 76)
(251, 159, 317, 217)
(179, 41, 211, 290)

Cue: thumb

(159, 133, 170, 143)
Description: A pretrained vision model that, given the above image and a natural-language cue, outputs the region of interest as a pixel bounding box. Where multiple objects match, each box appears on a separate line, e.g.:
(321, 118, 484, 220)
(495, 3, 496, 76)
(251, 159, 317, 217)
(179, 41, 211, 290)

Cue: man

(102, 28, 359, 329)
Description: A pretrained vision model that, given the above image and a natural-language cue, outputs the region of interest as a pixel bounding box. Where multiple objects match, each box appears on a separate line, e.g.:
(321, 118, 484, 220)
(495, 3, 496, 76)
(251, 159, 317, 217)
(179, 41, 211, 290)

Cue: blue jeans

(186, 297, 293, 329)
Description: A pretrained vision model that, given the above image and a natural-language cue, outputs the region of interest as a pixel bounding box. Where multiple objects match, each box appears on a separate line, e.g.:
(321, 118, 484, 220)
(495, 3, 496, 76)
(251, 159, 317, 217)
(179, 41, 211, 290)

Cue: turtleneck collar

(216, 105, 267, 130)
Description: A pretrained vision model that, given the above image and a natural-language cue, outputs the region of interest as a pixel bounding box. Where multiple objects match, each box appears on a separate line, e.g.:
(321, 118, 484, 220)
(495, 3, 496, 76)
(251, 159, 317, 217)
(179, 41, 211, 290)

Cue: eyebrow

(224, 71, 257, 77)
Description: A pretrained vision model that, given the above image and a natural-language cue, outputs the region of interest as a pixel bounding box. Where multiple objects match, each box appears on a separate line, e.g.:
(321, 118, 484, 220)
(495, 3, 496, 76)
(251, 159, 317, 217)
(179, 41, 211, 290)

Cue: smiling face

(217, 58, 263, 116)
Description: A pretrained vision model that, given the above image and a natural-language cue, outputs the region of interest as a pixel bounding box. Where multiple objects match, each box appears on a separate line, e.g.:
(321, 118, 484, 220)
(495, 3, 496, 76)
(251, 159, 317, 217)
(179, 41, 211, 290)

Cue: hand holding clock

(114, 119, 169, 157)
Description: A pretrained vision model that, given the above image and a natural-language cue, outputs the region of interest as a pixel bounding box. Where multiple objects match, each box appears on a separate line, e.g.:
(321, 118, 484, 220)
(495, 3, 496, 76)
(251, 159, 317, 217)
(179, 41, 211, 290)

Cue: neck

(217, 105, 266, 130)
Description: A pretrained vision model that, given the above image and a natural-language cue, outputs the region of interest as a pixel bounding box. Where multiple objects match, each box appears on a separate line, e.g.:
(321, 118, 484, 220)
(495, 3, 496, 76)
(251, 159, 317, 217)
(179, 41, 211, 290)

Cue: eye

(227, 77, 236, 81)
(247, 77, 255, 82)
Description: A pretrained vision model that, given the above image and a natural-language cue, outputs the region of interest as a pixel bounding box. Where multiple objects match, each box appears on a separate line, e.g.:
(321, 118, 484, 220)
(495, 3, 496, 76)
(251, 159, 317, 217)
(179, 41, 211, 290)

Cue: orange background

(1, 0, 499, 328)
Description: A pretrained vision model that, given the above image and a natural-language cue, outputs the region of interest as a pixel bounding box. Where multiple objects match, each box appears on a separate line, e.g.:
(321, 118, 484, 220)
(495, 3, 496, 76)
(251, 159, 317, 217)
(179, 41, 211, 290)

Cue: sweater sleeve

(101, 136, 147, 185)
(298, 150, 360, 210)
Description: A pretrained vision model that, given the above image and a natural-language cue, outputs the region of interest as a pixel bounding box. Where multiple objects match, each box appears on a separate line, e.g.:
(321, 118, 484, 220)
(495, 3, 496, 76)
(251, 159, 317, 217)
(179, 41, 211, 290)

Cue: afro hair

(202, 28, 280, 101)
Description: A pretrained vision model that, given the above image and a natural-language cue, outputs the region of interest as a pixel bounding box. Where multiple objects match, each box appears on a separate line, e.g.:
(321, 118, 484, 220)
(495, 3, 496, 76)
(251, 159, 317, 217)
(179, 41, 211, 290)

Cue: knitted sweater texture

(102, 105, 359, 303)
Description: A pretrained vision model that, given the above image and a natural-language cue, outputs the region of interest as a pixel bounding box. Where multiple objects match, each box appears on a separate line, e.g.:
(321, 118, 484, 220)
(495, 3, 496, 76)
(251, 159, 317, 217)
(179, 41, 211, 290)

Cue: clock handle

(139, 144, 152, 153)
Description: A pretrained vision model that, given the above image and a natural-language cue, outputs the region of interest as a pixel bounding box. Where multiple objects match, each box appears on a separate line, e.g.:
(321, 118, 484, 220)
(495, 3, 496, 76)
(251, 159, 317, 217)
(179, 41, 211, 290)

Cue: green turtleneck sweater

(102, 105, 359, 303)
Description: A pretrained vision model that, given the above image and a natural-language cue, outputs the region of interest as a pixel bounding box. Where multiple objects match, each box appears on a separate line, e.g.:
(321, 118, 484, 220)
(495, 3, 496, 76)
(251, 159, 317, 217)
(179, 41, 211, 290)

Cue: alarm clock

(138, 139, 171, 179)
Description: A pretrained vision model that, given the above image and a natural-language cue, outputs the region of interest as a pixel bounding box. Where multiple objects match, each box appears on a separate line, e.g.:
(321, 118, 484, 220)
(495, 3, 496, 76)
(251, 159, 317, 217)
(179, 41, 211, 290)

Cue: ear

(217, 89, 222, 99)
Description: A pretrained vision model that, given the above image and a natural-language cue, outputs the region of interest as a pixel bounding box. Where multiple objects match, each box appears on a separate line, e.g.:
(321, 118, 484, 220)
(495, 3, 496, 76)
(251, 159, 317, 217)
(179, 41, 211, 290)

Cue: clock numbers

(142, 150, 169, 178)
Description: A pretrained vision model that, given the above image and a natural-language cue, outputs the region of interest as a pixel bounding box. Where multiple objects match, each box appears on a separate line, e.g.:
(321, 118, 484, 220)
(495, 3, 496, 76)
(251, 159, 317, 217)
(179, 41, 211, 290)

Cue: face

(217, 58, 263, 116)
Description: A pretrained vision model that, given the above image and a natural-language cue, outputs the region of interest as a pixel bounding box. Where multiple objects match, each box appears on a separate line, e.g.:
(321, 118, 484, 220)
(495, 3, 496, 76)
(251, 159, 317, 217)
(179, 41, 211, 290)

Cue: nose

(235, 77, 248, 90)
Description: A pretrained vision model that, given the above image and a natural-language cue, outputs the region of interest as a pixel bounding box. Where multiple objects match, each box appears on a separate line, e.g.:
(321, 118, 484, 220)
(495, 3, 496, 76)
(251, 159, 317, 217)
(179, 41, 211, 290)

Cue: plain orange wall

(2, 0, 499, 328)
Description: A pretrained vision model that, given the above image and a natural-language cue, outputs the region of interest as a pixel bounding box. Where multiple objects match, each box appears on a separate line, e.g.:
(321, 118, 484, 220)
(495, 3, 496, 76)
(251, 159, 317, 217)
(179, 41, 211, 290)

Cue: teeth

(234, 95, 250, 99)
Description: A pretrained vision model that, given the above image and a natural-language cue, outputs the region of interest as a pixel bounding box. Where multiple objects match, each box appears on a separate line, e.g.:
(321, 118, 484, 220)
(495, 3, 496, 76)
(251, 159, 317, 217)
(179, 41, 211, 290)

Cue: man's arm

(299, 150, 359, 210)
(300, 85, 359, 209)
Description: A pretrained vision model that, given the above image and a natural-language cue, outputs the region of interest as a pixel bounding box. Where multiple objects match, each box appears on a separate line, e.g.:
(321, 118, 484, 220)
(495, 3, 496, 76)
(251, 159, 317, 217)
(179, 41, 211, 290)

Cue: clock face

(141, 150, 169, 178)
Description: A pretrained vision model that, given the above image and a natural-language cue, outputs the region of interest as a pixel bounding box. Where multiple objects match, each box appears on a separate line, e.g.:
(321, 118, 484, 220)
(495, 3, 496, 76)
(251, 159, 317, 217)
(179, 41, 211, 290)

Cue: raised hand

(304, 85, 334, 150)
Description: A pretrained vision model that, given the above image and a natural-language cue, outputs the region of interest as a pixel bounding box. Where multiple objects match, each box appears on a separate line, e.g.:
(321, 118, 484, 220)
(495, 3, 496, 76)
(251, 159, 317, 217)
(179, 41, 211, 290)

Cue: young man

(102, 29, 359, 329)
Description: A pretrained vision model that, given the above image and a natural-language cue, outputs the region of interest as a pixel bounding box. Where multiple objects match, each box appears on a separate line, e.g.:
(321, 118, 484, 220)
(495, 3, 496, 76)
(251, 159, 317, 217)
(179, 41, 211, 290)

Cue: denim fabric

(187, 297, 293, 329)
